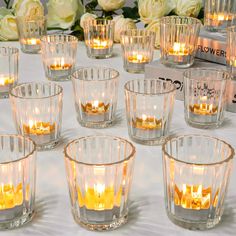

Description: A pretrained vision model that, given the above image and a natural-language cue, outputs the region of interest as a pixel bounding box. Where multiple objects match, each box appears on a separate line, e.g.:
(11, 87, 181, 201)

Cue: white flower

(13, 0, 44, 18)
(0, 15, 18, 41)
(98, 0, 125, 12)
(80, 13, 97, 29)
(174, 0, 202, 17)
(146, 19, 160, 48)
(113, 15, 137, 43)
(47, 0, 84, 29)
(138, 0, 176, 24)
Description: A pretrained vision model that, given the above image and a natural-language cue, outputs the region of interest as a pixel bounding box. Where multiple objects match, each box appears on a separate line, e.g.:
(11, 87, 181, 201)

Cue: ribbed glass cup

(0, 134, 37, 230)
(120, 29, 155, 73)
(184, 68, 229, 129)
(125, 79, 176, 145)
(160, 16, 201, 68)
(10, 82, 63, 150)
(64, 135, 136, 231)
(71, 67, 119, 128)
(41, 34, 78, 81)
(227, 26, 236, 79)
(204, 0, 236, 32)
(16, 16, 47, 54)
(162, 134, 234, 230)
(84, 19, 114, 59)
(0, 47, 19, 99)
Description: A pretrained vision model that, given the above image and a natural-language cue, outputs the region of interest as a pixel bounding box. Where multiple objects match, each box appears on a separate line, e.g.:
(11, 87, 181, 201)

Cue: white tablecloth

(0, 42, 236, 236)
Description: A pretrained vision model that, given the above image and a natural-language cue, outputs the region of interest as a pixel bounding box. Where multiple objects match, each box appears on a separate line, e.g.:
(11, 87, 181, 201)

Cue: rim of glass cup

(124, 78, 176, 95)
(183, 68, 231, 82)
(9, 82, 63, 99)
(40, 34, 78, 43)
(0, 134, 36, 165)
(120, 29, 156, 38)
(160, 15, 202, 26)
(0, 46, 19, 55)
(71, 66, 120, 82)
(162, 134, 235, 166)
(64, 135, 136, 166)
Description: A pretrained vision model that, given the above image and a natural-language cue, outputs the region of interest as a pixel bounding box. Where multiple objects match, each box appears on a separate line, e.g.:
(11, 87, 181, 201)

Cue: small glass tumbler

(162, 134, 234, 230)
(0, 47, 18, 99)
(160, 16, 201, 68)
(120, 29, 155, 73)
(71, 67, 119, 128)
(0, 134, 37, 230)
(10, 82, 63, 150)
(64, 135, 136, 231)
(16, 16, 47, 54)
(84, 19, 114, 59)
(227, 26, 236, 79)
(124, 79, 176, 145)
(204, 0, 236, 32)
(41, 34, 78, 81)
(184, 68, 229, 129)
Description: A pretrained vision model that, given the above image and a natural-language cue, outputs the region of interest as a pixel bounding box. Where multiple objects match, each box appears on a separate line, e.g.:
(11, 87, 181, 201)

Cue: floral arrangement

(0, 0, 203, 46)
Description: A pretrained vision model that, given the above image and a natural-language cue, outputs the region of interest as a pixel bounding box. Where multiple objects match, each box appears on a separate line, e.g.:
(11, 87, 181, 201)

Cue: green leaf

(85, 0, 98, 13)
(122, 6, 139, 20)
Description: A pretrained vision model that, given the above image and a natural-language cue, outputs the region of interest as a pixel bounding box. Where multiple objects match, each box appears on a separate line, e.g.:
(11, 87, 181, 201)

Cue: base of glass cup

(74, 213, 128, 231)
(36, 139, 59, 151)
(0, 92, 9, 99)
(0, 210, 34, 230)
(129, 135, 166, 146)
(123, 63, 145, 74)
(86, 47, 113, 59)
(185, 118, 223, 129)
(87, 53, 112, 59)
(78, 119, 114, 129)
(166, 210, 221, 230)
(161, 57, 194, 69)
(20, 44, 41, 54)
(45, 68, 73, 82)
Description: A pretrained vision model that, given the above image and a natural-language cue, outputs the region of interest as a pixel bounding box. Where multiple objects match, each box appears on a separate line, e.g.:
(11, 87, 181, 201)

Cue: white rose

(98, 0, 125, 12)
(174, 0, 202, 17)
(13, 0, 44, 18)
(80, 13, 97, 29)
(113, 15, 137, 43)
(138, 0, 176, 24)
(0, 15, 18, 41)
(146, 19, 160, 48)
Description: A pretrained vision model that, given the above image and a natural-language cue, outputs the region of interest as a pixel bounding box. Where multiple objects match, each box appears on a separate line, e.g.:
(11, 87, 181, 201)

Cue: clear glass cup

(10, 82, 63, 150)
(84, 19, 114, 59)
(0, 47, 19, 99)
(160, 16, 201, 68)
(41, 34, 78, 81)
(227, 26, 236, 79)
(204, 0, 236, 32)
(71, 67, 119, 128)
(124, 79, 176, 145)
(183, 68, 229, 129)
(120, 29, 155, 73)
(162, 134, 234, 230)
(64, 135, 136, 231)
(0, 134, 37, 230)
(16, 16, 47, 54)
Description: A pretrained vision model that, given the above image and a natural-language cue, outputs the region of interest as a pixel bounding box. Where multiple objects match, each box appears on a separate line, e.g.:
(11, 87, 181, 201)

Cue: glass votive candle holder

(41, 34, 78, 81)
(71, 67, 119, 128)
(64, 135, 136, 231)
(162, 134, 234, 230)
(10, 82, 63, 150)
(0, 134, 37, 229)
(16, 16, 47, 54)
(83, 19, 114, 59)
(0, 47, 18, 99)
(227, 26, 236, 79)
(124, 79, 176, 145)
(204, 0, 236, 32)
(160, 16, 201, 68)
(184, 68, 229, 129)
(120, 29, 155, 73)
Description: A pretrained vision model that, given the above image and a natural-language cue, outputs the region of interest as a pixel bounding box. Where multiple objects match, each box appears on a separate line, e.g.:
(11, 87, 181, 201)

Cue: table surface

(0, 42, 236, 236)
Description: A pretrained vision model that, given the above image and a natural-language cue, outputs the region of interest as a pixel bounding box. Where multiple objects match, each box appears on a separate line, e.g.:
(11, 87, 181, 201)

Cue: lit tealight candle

(81, 101, 110, 115)
(207, 12, 232, 26)
(90, 38, 110, 49)
(49, 58, 72, 71)
(128, 54, 149, 63)
(169, 43, 189, 56)
(0, 76, 14, 86)
(23, 120, 55, 135)
(24, 38, 41, 45)
(133, 114, 162, 130)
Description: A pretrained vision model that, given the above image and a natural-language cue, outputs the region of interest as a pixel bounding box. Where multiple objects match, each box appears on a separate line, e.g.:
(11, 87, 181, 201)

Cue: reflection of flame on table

(23, 121, 55, 135)
(132, 115, 162, 130)
(174, 184, 219, 210)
